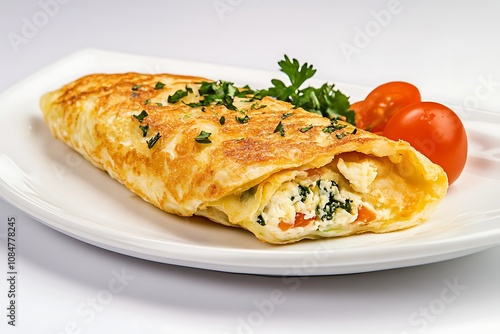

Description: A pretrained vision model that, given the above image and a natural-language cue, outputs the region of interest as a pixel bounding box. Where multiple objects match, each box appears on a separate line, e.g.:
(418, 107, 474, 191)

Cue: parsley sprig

(255, 55, 354, 125)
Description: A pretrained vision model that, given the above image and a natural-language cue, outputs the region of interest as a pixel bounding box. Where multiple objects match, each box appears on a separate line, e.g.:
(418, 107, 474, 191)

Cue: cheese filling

(257, 157, 379, 234)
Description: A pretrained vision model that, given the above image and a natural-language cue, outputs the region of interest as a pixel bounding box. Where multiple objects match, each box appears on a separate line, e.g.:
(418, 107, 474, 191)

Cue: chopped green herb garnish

(322, 119, 347, 134)
(156, 102, 163, 107)
(147, 132, 161, 149)
(133, 110, 148, 122)
(281, 112, 293, 119)
(219, 116, 226, 125)
(336, 132, 347, 139)
(322, 127, 334, 134)
(168, 89, 189, 103)
(351, 128, 357, 135)
(274, 121, 285, 136)
(144, 99, 151, 105)
(250, 102, 267, 110)
(236, 115, 250, 124)
(194, 130, 212, 143)
(139, 124, 149, 137)
(167, 85, 194, 104)
(300, 125, 313, 133)
(186, 80, 252, 111)
(132, 84, 141, 91)
(154, 81, 165, 90)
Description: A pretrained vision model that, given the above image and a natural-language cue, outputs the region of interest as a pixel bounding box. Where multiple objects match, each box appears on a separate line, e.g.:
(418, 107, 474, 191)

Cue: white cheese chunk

(337, 158, 377, 193)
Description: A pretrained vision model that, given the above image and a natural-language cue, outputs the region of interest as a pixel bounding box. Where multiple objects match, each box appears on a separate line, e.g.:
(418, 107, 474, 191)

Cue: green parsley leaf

(298, 84, 354, 124)
(168, 89, 189, 103)
(133, 110, 148, 122)
(236, 115, 250, 124)
(219, 116, 226, 125)
(154, 81, 165, 90)
(322, 118, 347, 133)
(281, 112, 293, 119)
(194, 130, 212, 144)
(189, 80, 253, 111)
(336, 132, 347, 139)
(132, 84, 141, 91)
(274, 121, 285, 136)
(279, 55, 316, 90)
(139, 124, 149, 137)
(185, 102, 200, 108)
(144, 99, 151, 105)
(253, 55, 355, 125)
(167, 85, 194, 104)
(147, 132, 161, 149)
(240, 85, 255, 95)
(300, 124, 313, 133)
(250, 102, 267, 110)
(156, 102, 163, 107)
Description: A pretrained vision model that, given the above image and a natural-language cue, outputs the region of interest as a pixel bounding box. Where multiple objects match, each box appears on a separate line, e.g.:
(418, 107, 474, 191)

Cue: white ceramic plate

(1, 49, 499, 276)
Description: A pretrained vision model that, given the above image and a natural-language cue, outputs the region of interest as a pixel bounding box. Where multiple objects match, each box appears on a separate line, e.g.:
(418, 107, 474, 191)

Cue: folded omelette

(40, 73, 448, 244)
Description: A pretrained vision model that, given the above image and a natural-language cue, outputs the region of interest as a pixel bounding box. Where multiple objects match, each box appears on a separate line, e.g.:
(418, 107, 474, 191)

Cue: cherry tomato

(353, 81, 421, 133)
(383, 102, 467, 185)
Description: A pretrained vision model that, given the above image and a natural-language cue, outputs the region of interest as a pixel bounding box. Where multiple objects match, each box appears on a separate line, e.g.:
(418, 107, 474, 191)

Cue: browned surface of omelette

(40, 72, 448, 244)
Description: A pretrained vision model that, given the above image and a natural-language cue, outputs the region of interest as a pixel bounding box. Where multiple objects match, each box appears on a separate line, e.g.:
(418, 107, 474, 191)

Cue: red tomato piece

(355, 205, 377, 224)
(353, 81, 421, 132)
(278, 212, 315, 231)
(383, 102, 468, 185)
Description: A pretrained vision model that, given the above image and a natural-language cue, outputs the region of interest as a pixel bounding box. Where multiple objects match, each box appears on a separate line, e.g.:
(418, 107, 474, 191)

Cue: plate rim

(1, 48, 500, 276)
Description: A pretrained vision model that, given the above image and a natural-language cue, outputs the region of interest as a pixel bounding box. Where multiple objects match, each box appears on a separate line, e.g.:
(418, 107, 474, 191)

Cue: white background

(1, 0, 500, 333)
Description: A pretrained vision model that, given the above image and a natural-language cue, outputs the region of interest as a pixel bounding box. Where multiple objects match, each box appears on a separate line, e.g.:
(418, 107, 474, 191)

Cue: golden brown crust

(40, 72, 448, 244)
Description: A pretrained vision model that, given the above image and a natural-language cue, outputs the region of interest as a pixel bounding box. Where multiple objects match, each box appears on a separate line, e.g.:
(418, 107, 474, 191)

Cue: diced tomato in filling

(354, 205, 377, 224)
(279, 212, 316, 231)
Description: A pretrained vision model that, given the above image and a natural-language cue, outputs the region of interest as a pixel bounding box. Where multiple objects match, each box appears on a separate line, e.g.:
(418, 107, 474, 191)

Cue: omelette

(40, 73, 448, 244)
